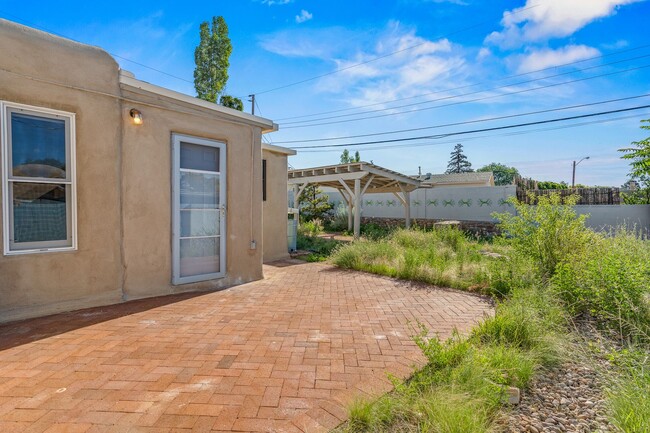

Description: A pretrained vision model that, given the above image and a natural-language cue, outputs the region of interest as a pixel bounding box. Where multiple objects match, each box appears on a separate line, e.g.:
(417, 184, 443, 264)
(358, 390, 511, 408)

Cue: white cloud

(260, 27, 358, 58)
(601, 39, 629, 50)
(261, 22, 467, 108)
(261, 0, 293, 5)
(295, 10, 313, 24)
(318, 23, 466, 107)
(486, 0, 640, 48)
(477, 47, 492, 61)
(517, 45, 600, 73)
(425, 0, 469, 4)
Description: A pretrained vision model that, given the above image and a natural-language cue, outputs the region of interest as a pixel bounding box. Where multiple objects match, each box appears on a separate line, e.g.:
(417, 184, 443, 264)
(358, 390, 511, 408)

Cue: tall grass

(607, 351, 650, 433)
(332, 227, 522, 296)
(340, 283, 565, 433)
(333, 194, 649, 433)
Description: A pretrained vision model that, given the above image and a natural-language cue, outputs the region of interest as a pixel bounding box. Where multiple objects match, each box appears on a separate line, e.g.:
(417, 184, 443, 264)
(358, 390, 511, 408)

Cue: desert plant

(552, 229, 650, 342)
(298, 218, 323, 237)
(494, 193, 595, 278)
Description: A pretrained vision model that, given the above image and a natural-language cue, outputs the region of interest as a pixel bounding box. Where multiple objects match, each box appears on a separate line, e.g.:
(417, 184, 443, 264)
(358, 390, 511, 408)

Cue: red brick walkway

(0, 261, 492, 433)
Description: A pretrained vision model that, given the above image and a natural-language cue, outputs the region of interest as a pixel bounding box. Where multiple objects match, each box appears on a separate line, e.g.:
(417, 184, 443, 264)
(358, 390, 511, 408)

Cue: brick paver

(0, 261, 492, 432)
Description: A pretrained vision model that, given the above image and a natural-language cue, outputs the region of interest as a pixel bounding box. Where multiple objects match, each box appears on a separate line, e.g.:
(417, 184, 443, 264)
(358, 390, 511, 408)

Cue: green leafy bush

(298, 218, 323, 237)
(326, 203, 349, 232)
(552, 229, 650, 342)
(494, 193, 595, 278)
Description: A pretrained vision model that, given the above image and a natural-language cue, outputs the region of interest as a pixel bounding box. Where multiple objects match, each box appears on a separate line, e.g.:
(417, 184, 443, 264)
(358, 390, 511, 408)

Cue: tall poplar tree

(446, 143, 473, 173)
(194, 16, 243, 110)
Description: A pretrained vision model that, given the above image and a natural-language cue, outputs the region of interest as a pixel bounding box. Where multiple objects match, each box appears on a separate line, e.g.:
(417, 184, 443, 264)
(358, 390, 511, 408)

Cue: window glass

(180, 171, 219, 209)
(180, 210, 220, 237)
(180, 142, 219, 172)
(179, 237, 220, 277)
(11, 113, 66, 179)
(12, 183, 67, 243)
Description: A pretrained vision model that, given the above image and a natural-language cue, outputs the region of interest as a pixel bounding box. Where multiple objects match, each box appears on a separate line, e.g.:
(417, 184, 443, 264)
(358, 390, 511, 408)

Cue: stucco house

(0, 19, 294, 323)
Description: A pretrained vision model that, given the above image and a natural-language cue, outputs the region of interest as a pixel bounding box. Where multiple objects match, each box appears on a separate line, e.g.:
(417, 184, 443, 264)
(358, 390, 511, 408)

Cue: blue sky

(2, 0, 650, 186)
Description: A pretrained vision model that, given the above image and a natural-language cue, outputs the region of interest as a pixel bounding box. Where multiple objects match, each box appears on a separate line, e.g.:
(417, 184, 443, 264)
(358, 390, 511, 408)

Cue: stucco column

(404, 190, 411, 229)
(354, 178, 361, 239)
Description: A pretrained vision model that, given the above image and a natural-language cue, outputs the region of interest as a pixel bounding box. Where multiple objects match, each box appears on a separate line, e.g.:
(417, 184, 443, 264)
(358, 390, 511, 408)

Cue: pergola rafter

(288, 162, 420, 238)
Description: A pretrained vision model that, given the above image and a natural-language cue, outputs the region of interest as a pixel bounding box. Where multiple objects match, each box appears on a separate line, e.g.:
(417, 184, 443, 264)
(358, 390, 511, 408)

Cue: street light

(572, 156, 590, 188)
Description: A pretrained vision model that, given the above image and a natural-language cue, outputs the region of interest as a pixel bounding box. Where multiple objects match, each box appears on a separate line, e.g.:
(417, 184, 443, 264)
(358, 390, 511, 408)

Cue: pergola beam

(288, 171, 367, 184)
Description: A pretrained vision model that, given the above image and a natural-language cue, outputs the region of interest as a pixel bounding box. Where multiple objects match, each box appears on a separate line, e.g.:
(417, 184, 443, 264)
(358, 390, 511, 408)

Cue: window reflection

(12, 183, 67, 243)
(11, 113, 66, 179)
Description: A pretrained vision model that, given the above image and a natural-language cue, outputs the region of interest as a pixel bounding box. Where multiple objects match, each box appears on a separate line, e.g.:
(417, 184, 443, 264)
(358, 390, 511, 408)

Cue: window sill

(4, 246, 77, 256)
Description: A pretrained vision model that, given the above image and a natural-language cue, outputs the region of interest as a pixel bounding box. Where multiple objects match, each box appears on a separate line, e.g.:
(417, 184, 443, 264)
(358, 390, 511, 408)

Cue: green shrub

(471, 287, 565, 357)
(472, 301, 539, 350)
(360, 222, 393, 240)
(552, 229, 650, 342)
(326, 203, 349, 232)
(412, 324, 471, 371)
(480, 251, 538, 298)
(296, 233, 340, 260)
(298, 218, 323, 237)
(494, 193, 595, 278)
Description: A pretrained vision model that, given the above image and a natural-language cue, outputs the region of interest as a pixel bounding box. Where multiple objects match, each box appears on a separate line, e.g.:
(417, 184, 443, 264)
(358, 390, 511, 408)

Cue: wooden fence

(516, 187, 621, 205)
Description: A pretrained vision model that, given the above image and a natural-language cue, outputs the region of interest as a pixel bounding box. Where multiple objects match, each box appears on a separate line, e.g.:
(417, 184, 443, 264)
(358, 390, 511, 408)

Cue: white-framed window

(1, 102, 77, 255)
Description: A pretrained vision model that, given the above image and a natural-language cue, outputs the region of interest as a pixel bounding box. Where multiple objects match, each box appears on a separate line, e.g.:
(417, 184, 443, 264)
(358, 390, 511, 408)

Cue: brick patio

(0, 261, 493, 433)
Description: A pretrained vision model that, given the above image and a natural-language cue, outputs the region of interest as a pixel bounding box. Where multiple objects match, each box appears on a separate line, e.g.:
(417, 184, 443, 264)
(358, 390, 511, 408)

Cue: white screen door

(172, 134, 226, 284)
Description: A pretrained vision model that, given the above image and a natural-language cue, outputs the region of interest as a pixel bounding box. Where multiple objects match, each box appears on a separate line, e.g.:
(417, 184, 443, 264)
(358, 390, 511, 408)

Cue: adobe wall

(119, 86, 264, 299)
(0, 19, 268, 322)
(262, 149, 290, 263)
(0, 19, 124, 322)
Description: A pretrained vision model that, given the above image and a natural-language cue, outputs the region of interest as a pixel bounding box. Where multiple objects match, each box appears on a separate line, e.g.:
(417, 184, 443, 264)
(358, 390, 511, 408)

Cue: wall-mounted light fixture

(129, 108, 143, 125)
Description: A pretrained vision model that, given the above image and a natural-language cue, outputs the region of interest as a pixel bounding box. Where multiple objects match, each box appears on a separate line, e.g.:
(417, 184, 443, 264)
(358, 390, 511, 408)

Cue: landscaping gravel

(500, 323, 618, 433)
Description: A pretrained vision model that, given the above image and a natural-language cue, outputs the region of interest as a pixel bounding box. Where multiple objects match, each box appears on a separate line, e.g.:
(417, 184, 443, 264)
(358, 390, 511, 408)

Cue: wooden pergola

(288, 162, 421, 238)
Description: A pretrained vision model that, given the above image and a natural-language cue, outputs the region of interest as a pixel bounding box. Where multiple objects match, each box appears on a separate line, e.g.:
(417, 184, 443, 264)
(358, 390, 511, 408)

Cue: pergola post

(404, 190, 411, 229)
(348, 201, 353, 232)
(395, 185, 411, 229)
(354, 178, 361, 239)
(292, 184, 300, 209)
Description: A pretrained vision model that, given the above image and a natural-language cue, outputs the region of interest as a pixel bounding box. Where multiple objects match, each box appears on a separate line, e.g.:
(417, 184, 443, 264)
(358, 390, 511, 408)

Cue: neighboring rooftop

(414, 172, 495, 186)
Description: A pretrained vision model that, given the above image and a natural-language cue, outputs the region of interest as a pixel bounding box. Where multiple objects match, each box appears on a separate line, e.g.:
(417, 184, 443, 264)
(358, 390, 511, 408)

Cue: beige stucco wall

(119, 86, 264, 299)
(0, 20, 124, 322)
(262, 149, 290, 263)
(0, 20, 268, 323)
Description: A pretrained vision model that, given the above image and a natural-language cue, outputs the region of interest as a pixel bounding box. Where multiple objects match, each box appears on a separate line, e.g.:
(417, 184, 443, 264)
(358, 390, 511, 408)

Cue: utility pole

(572, 156, 590, 187)
(248, 94, 255, 115)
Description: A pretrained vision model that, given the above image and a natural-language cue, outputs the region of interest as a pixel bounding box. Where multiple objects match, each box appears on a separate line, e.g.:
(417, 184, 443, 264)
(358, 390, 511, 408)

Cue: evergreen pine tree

(446, 143, 473, 173)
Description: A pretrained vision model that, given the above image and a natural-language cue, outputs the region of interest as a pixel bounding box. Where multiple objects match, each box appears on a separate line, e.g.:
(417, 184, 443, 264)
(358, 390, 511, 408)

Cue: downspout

(251, 127, 256, 251)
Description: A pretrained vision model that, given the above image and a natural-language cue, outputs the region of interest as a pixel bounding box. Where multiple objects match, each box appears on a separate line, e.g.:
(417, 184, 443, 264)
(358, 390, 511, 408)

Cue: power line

(280, 54, 650, 126)
(251, 3, 540, 96)
(275, 43, 650, 122)
(289, 105, 650, 149)
(272, 94, 650, 144)
(0, 10, 196, 86)
(297, 113, 645, 153)
(279, 63, 650, 129)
